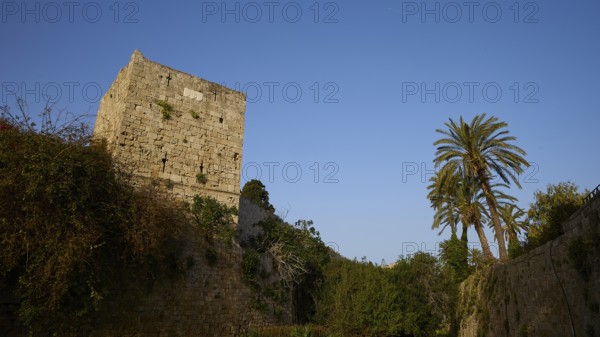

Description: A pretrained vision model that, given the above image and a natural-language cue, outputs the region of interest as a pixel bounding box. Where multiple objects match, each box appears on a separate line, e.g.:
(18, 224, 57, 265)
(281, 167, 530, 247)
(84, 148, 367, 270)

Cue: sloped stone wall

(458, 194, 600, 337)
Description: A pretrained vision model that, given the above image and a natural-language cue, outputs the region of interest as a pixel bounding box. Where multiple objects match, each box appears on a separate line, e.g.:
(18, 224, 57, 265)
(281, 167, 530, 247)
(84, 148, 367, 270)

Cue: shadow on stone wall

(0, 197, 289, 337)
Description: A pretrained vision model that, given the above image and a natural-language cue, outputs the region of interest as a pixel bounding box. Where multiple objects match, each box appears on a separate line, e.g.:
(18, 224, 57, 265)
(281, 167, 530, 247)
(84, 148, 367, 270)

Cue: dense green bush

(0, 120, 190, 333)
(316, 253, 456, 337)
(242, 250, 261, 278)
(525, 182, 586, 250)
(243, 325, 330, 337)
(241, 179, 275, 212)
(243, 216, 331, 323)
(439, 234, 469, 281)
(191, 194, 237, 245)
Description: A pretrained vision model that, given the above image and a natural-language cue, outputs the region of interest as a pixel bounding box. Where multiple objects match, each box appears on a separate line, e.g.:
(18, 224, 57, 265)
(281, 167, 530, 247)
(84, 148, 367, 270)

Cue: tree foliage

(242, 179, 275, 212)
(191, 195, 237, 245)
(316, 253, 456, 337)
(439, 234, 469, 282)
(0, 119, 190, 333)
(427, 167, 461, 237)
(434, 114, 529, 261)
(498, 204, 528, 258)
(525, 182, 586, 250)
(243, 215, 331, 323)
(428, 164, 517, 261)
(1, 97, 91, 143)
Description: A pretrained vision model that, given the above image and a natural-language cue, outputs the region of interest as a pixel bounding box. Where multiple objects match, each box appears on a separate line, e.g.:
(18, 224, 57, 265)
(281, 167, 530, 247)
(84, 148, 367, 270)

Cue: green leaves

(196, 172, 208, 184)
(191, 195, 237, 245)
(156, 100, 173, 120)
(433, 114, 529, 261)
(241, 179, 275, 212)
(0, 127, 188, 333)
(316, 253, 455, 337)
(526, 182, 585, 249)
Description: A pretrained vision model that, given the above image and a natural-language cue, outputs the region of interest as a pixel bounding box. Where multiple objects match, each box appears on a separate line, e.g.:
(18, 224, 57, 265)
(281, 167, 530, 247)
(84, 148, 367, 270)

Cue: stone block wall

(93, 50, 245, 208)
(1, 53, 295, 336)
(458, 194, 600, 337)
(91, 197, 283, 337)
(95, 244, 278, 337)
(0, 196, 285, 337)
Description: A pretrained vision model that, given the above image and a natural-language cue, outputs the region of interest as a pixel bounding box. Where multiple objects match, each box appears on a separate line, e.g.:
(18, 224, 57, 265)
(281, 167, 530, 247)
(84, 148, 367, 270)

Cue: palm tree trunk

(480, 179, 509, 261)
(473, 219, 494, 260)
(508, 231, 517, 247)
(448, 201, 457, 237)
(461, 223, 468, 243)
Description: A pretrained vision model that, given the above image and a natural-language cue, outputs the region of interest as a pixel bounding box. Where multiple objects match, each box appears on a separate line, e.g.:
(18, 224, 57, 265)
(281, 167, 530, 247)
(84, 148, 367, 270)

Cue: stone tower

(93, 50, 245, 208)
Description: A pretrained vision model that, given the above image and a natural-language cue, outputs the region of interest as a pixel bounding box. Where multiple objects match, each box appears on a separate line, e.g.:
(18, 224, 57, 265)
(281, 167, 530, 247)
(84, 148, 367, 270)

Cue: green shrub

(243, 325, 330, 337)
(156, 100, 173, 119)
(241, 179, 275, 212)
(526, 182, 586, 250)
(243, 251, 261, 278)
(315, 253, 454, 337)
(196, 172, 208, 184)
(0, 123, 188, 333)
(439, 234, 469, 281)
(190, 195, 237, 245)
(249, 217, 331, 323)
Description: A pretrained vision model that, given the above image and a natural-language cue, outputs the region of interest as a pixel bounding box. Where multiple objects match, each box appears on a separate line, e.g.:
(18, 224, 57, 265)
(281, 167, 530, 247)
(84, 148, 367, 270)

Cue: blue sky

(2, 0, 599, 263)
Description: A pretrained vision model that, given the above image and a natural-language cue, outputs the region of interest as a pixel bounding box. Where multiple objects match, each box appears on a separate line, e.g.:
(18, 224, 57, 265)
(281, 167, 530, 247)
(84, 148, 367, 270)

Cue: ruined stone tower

(93, 50, 245, 208)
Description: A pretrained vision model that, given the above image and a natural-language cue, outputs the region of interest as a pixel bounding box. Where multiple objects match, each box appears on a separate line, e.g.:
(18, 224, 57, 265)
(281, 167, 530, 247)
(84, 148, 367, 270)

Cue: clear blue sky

(2, 0, 599, 263)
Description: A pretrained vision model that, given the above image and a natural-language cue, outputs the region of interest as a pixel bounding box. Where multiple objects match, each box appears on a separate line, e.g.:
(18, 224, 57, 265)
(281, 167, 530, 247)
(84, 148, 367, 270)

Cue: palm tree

(451, 172, 495, 260)
(427, 168, 460, 238)
(498, 204, 528, 248)
(434, 114, 529, 261)
(428, 165, 493, 261)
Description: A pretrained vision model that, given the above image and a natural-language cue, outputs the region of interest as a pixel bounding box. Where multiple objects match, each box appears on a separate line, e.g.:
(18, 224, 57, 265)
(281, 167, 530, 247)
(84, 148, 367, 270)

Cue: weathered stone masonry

(87, 51, 286, 336)
(458, 193, 600, 337)
(94, 50, 245, 208)
(1, 52, 288, 337)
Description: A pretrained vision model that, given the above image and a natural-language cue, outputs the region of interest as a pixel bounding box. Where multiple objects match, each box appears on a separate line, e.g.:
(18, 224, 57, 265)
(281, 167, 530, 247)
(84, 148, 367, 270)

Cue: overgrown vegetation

(196, 172, 208, 184)
(156, 100, 173, 119)
(241, 210, 331, 323)
(237, 174, 483, 336)
(243, 325, 330, 337)
(2, 104, 596, 336)
(191, 195, 237, 245)
(0, 115, 189, 333)
(525, 181, 587, 250)
(316, 253, 457, 337)
(241, 179, 275, 212)
(0, 103, 239, 334)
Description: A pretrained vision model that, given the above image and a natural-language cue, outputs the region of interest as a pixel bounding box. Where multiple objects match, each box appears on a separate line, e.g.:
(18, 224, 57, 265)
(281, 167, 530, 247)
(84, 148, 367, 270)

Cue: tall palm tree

(453, 174, 494, 260)
(498, 204, 528, 247)
(429, 165, 500, 261)
(434, 114, 529, 261)
(427, 168, 460, 237)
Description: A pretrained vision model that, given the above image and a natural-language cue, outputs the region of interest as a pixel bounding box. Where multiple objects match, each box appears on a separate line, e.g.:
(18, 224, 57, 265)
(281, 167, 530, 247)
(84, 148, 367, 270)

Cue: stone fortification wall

(94, 50, 245, 208)
(458, 194, 600, 337)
